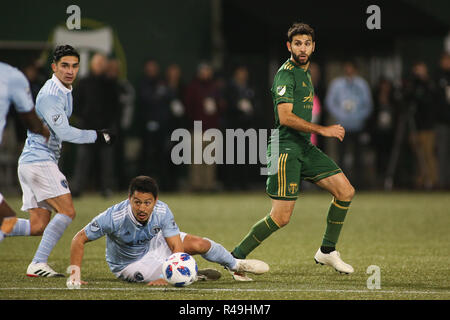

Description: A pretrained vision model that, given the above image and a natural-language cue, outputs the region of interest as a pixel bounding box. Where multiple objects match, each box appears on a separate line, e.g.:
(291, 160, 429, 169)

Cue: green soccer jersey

(271, 59, 314, 146)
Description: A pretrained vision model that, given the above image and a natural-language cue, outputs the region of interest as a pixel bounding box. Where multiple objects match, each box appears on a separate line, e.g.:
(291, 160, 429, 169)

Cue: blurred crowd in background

(2, 50, 450, 196)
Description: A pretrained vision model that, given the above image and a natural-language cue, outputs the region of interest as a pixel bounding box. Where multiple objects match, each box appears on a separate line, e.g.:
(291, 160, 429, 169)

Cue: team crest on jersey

(61, 179, 68, 189)
(288, 183, 298, 194)
(277, 86, 286, 96)
(151, 226, 161, 234)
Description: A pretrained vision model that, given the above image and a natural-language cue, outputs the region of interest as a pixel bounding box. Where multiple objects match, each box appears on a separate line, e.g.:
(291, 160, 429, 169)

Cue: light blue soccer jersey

(84, 199, 180, 273)
(18, 74, 97, 164)
(0, 62, 35, 144)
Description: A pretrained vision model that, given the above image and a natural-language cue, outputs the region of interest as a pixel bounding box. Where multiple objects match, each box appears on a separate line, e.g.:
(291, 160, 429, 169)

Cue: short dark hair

(128, 176, 159, 198)
(287, 22, 315, 42)
(53, 45, 80, 63)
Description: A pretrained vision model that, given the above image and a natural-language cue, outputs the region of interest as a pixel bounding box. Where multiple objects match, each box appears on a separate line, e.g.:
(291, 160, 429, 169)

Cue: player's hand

(147, 278, 169, 286)
(66, 277, 88, 289)
(320, 124, 345, 142)
(96, 129, 116, 145)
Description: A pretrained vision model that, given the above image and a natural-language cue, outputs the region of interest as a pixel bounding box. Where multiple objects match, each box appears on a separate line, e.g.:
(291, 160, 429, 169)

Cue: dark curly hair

(53, 45, 80, 63)
(128, 176, 159, 199)
(287, 22, 315, 42)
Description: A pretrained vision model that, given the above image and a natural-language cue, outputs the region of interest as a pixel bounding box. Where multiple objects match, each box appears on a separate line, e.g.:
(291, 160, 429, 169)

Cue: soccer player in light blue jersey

(5, 45, 116, 278)
(0, 61, 50, 243)
(68, 176, 269, 287)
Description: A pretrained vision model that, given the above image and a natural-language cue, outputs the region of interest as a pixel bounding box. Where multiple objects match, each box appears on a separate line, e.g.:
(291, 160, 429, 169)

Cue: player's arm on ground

(69, 229, 91, 285)
(277, 102, 345, 141)
(68, 210, 111, 287)
(37, 95, 97, 144)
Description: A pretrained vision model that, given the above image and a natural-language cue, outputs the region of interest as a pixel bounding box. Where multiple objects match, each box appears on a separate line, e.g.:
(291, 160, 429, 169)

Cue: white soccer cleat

(227, 269, 254, 282)
(196, 268, 222, 281)
(227, 259, 270, 281)
(234, 259, 270, 275)
(314, 249, 354, 274)
(26, 262, 65, 278)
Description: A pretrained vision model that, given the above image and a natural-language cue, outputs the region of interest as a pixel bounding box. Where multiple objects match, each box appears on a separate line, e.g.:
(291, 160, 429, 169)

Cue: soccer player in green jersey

(229, 22, 355, 281)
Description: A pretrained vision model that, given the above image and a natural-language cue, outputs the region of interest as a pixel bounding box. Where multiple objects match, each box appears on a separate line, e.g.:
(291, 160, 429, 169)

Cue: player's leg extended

(183, 234, 269, 278)
(231, 151, 300, 259)
(7, 208, 50, 238)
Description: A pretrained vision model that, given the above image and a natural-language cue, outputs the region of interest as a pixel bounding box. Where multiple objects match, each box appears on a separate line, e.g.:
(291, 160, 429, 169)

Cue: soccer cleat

(26, 262, 65, 278)
(227, 269, 254, 282)
(314, 248, 354, 274)
(234, 259, 270, 275)
(227, 259, 270, 282)
(196, 268, 222, 281)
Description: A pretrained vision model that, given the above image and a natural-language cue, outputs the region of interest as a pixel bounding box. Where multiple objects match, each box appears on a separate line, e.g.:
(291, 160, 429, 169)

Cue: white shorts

(117, 231, 187, 283)
(17, 161, 70, 212)
(0, 192, 3, 204)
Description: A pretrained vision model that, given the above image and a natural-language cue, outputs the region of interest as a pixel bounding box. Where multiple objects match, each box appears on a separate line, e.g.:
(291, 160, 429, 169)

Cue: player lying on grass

(68, 176, 269, 287)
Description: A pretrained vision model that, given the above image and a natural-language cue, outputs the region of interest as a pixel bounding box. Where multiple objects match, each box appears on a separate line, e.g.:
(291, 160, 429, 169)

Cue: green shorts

(266, 143, 342, 200)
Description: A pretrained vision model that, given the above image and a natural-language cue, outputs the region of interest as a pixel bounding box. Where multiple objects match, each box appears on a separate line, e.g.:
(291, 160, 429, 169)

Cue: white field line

(0, 287, 449, 295)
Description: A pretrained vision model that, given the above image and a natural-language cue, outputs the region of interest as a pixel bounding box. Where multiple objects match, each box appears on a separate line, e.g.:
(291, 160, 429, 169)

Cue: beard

(292, 52, 310, 66)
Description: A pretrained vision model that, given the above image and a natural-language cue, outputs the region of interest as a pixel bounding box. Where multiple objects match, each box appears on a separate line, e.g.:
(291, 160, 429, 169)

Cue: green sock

(232, 214, 280, 259)
(321, 198, 351, 248)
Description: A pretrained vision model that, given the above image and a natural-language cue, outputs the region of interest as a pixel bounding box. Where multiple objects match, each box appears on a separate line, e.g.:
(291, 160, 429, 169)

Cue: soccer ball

(162, 252, 198, 287)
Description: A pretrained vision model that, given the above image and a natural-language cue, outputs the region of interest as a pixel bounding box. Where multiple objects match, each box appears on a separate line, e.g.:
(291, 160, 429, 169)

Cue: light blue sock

(6, 218, 30, 236)
(201, 238, 237, 270)
(32, 213, 72, 264)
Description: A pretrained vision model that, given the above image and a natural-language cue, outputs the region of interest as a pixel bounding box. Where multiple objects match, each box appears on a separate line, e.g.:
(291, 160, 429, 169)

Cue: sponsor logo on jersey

(52, 114, 63, 126)
(302, 91, 314, 103)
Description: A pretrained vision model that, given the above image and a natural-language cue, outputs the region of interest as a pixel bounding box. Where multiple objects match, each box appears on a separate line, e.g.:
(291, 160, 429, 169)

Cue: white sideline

(0, 287, 449, 295)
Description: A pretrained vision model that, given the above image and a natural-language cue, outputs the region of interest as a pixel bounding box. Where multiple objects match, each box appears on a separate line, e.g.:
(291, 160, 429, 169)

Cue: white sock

(32, 213, 72, 264)
(6, 218, 30, 236)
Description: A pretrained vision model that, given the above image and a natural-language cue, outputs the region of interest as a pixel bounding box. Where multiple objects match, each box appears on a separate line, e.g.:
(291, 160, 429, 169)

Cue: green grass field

(0, 191, 449, 300)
